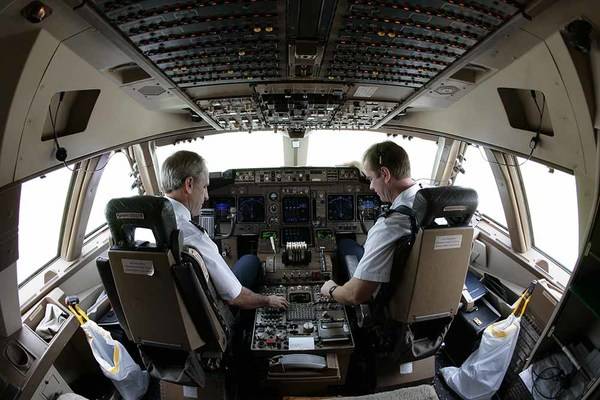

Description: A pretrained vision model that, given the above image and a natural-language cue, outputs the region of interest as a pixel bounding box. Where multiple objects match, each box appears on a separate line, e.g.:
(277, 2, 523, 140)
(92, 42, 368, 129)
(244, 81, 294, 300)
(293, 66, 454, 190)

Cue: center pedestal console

(251, 284, 354, 393)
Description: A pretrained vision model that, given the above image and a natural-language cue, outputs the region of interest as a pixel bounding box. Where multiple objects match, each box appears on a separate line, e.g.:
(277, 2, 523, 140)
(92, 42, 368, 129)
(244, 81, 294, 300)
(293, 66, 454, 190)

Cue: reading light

(22, 1, 52, 23)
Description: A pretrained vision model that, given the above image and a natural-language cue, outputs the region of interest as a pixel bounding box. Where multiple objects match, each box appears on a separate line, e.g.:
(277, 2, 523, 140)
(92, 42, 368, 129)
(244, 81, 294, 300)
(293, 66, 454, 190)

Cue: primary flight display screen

(327, 195, 355, 221)
(237, 196, 265, 222)
(282, 196, 310, 224)
(210, 197, 235, 222)
(357, 195, 381, 220)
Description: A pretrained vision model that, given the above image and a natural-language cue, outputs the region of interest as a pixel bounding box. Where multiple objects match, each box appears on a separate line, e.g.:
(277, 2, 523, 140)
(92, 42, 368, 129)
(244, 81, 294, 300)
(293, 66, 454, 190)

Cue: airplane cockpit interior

(1, 0, 600, 399)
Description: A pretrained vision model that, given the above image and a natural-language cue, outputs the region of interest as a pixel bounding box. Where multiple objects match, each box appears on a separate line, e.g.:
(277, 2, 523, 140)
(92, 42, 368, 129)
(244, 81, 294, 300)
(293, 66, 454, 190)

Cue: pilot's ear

(381, 166, 392, 183)
(183, 176, 194, 193)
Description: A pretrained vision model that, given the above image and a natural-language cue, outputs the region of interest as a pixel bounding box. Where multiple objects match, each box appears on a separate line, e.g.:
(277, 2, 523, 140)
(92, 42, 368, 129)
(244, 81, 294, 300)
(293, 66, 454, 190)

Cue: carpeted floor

(311, 385, 439, 400)
(143, 353, 463, 400)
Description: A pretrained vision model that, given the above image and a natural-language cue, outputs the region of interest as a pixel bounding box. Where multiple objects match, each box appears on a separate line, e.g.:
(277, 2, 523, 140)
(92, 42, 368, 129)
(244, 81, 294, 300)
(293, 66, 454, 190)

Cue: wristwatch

(328, 285, 338, 298)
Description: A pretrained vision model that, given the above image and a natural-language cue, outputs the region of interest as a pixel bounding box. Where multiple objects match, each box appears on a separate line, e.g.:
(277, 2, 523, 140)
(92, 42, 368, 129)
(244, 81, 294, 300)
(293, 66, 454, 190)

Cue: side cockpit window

(453, 145, 507, 227)
(18, 167, 72, 285)
(518, 158, 578, 270)
(85, 152, 138, 237)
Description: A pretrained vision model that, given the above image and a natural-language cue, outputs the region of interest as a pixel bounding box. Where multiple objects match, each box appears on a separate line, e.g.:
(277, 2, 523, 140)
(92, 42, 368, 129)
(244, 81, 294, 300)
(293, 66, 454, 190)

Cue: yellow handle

(518, 296, 531, 317)
(67, 304, 90, 325)
(75, 304, 90, 322)
(67, 305, 84, 325)
(512, 290, 532, 317)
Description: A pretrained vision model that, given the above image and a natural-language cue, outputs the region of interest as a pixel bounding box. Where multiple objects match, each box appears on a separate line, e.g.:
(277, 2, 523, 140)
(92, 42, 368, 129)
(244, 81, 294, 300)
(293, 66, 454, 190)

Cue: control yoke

(216, 207, 237, 239)
(358, 209, 368, 234)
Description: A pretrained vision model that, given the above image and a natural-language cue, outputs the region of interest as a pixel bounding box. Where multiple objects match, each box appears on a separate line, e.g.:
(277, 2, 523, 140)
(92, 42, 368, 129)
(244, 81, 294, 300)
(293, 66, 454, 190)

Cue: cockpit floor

(139, 353, 464, 400)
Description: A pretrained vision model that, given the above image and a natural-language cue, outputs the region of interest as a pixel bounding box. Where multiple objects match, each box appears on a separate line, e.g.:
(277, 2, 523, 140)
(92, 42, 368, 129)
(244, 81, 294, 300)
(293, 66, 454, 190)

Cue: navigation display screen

(282, 196, 310, 224)
(357, 195, 381, 220)
(237, 196, 265, 223)
(210, 197, 235, 222)
(327, 195, 355, 221)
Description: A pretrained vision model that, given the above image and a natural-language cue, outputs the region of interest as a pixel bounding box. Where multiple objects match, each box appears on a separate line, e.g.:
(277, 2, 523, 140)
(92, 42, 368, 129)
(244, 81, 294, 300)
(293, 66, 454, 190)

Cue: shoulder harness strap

(372, 205, 419, 307)
(378, 205, 418, 239)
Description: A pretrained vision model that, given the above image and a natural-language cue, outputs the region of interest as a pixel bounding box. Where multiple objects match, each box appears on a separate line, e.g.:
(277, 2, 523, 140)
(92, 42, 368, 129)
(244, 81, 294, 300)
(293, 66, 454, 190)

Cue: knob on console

(303, 322, 314, 333)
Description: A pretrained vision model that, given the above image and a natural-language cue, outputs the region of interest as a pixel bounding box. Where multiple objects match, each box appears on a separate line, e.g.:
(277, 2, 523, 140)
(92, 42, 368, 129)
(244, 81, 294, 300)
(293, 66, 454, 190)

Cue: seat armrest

(96, 257, 132, 340)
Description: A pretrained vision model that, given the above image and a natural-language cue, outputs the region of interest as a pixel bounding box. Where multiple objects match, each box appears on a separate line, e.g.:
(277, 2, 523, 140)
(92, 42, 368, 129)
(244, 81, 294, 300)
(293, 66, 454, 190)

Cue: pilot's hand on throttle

(267, 295, 288, 310)
(321, 280, 337, 298)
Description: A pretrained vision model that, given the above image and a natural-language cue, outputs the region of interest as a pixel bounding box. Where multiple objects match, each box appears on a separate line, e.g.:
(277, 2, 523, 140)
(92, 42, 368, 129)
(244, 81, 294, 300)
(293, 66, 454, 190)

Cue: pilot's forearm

(323, 278, 378, 305)
(331, 283, 360, 305)
(228, 287, 269, 309)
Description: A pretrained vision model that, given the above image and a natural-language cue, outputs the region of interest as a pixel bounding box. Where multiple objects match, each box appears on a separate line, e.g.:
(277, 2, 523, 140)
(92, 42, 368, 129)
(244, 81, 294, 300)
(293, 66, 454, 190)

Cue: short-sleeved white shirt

(353, 184, 422, 283)
(166, 197, 242, 301)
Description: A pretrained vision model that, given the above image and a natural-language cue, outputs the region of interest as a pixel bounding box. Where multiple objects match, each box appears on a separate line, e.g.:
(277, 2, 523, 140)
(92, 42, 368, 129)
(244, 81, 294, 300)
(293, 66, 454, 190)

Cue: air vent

(138, 85, 166, 96)
(326, 170, 338, 181)
(354, 86, 378, 98)
(107, 63, 151, 85)
(450, 64, 492, 84)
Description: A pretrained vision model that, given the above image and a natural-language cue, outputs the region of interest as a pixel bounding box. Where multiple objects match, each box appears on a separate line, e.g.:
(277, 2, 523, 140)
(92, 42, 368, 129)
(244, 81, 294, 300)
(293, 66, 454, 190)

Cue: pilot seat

(345, 186, 478, 390)
(95, 195, 235, 392)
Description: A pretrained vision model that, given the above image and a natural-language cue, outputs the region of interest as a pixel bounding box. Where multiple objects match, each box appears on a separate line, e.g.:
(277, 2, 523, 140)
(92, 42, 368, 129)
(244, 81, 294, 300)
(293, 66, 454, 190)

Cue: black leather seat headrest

(413, 187, 478, 228)
(105, 196, 177, 249)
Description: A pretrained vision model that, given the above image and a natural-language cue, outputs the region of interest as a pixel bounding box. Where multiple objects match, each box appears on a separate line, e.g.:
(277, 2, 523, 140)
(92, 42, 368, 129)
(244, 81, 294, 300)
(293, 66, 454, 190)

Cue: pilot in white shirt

(352, 183, 421, 283)
(161, 150, 287, 310)
(320, 141, 420, 305)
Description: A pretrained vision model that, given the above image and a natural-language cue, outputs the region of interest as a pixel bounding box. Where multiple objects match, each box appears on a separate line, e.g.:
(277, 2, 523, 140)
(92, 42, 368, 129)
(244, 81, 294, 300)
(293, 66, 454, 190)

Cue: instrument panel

(209, 167, 382, 240)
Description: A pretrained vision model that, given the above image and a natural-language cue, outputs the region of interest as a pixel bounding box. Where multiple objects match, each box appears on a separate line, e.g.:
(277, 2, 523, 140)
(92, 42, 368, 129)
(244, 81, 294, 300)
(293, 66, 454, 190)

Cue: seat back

(387, 186, 477, 323)
(101, 196, 230, 352)
(369, 187, 477, 364)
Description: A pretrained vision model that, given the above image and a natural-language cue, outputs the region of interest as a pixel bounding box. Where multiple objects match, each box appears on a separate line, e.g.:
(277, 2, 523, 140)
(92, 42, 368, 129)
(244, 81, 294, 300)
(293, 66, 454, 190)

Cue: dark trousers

(232, 254, 262, 291)
(337, 238, 365, 281)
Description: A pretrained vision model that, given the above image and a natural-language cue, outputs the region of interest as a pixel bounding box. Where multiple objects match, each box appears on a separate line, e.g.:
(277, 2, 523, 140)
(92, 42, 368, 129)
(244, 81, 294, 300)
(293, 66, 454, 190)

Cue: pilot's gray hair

(160, 150, 208, 193)
(363, 141, 411, 179)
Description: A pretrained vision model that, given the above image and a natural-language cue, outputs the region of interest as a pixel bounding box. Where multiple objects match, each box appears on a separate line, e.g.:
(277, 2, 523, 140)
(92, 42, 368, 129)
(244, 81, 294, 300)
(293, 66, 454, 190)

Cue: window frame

(516, 158, 579, 273)
(84, 150, 138, 238)
(445, 141, 574, 282)
(451, 144, 510, 230)
(17, 165, 76, 288)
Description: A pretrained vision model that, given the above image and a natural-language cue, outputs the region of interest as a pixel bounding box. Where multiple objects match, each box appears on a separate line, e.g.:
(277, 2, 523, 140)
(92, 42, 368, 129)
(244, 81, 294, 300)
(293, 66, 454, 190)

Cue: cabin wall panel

(0, 265, 21, 337)
(545, 33, 598, 244)
(57, 257, 102, 303)
(0, 0, 89, 42)
(0, 30, 58, 187)
(401, 41, 581, 171)
(400, 34, 598, 242)
(476, 244, 538, 289)
(11, 31, 201, 185)
(521, 0, 600, 42)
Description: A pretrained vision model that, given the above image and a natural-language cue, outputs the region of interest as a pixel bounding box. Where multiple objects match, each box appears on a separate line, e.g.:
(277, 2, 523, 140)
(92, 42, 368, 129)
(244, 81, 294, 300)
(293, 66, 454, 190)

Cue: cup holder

(5, 342, 31, 371)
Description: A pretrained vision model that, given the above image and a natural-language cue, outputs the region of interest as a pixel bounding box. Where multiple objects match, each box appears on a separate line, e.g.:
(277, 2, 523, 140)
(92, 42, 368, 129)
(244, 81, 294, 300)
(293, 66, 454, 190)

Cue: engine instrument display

(282, 227, 311, 244)
(327, 195, 355, 221)
(357, 195, 381, 220)
(211, 197, 235, 222)
(238, 196, 265, 222)
(282, 196, 310, 224)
